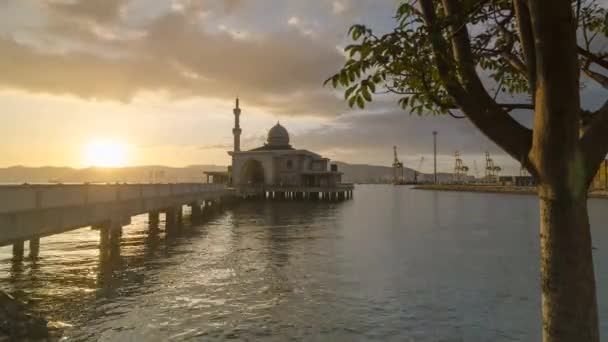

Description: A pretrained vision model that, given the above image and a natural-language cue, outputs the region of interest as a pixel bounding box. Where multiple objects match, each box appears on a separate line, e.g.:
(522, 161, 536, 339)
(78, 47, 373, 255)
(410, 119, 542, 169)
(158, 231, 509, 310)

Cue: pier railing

(0, 183, 230, 246)
(0, 183, 226, 214)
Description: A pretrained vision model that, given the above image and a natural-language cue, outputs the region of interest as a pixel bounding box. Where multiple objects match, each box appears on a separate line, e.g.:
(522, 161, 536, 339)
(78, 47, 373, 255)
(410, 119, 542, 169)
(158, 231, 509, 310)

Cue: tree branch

(582, 65, 608, 88)
(502, 51, 528, 76)
(500, 103, 535, 111)
(418, 0, 533, 166)
(581, 100, 608, 182)
(578, 46, 608, 70)
(514, 0, 536, 100)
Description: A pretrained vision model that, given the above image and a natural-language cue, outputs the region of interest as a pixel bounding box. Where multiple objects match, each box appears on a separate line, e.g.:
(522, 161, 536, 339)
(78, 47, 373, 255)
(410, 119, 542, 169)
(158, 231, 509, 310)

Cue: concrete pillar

(108, 220, 122, 258)
(29, 237, 40, 259)
(99, 223, 111, 261)
(148, 211, 160, 235)
(191, 202, 202, 222)
(176, 206, 183, 227)
(149, 211, 160, 225)
(109, 222, 122, 244)
(165, 206, 182, 235)
(100, 225, 109, 248)
(165, 208, 175, 234)
(12, 240, 24, 261)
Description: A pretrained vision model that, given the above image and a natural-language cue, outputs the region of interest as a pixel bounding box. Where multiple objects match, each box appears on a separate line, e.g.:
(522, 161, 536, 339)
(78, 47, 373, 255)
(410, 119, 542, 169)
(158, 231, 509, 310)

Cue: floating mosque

(223, 98, 353, 200)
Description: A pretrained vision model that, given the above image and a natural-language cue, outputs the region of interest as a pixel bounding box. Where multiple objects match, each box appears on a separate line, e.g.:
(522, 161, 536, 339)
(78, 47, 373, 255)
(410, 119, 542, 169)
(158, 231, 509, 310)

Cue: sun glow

(84, 140, 129, 168)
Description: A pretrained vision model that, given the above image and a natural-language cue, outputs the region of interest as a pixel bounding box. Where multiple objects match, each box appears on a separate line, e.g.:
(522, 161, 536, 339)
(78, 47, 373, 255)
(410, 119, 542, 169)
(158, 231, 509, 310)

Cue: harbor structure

(0, 183, 231, 259)
(392, 146, 405, 185)
(484, 152, 501, 183)
(228, 99, 353, 199)
(453, 151, 469, 183)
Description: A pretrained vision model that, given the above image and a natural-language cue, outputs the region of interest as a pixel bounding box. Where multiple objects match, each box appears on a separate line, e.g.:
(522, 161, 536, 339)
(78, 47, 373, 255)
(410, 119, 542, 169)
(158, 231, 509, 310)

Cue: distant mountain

(0, 165, 227, 184)
(0, 163, 463, 184)
(333, 162, 459, 184)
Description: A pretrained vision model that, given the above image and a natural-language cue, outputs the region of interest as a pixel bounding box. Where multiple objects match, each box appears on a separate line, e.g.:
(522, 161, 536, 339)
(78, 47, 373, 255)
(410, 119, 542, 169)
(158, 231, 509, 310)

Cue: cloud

(0, 6, 347, 116)
(287, 16, 300, 26)
(199, 143, 232, 150)
(1, 0, 605, 171)
(332, 1, 348, 15)
(290, 110, 518, 172)
(44, 0, 127, 23)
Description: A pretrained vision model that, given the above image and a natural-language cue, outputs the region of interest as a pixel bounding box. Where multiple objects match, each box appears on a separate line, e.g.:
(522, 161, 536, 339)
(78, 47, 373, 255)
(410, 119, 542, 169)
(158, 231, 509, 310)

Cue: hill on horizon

(0, 163, 460, 184)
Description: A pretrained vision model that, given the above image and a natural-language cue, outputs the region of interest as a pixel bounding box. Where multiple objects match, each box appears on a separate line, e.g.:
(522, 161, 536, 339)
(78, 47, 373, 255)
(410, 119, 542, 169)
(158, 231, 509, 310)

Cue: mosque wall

(232, 154, 275, 185)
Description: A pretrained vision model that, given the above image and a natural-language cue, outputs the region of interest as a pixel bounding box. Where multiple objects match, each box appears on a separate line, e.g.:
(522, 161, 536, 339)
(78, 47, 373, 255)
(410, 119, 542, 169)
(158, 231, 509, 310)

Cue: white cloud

(217, 24, 251, 40)
(287, 16, 300, 26)
(332, 0, 348, 15)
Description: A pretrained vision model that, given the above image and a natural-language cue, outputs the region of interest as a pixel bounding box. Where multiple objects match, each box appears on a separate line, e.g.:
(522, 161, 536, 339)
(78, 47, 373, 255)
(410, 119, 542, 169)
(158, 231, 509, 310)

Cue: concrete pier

(164, 207, 177, 234)
(0, 183, 229, 249)
(12, 241, 24, 261)
(148, 211, 160, 225)
(190, 202, 202, 223)
(29, 238, 40, 259)
(237, 185, 353, 201)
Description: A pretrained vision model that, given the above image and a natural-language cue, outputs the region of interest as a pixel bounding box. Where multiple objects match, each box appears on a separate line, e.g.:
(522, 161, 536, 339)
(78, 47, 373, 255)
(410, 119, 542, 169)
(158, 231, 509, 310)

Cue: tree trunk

(540, 194, 599, 342)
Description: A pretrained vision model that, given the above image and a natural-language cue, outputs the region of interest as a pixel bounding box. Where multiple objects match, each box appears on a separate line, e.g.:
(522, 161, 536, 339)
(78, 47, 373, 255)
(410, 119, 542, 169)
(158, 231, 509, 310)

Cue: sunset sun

(84, 140, 129, 168)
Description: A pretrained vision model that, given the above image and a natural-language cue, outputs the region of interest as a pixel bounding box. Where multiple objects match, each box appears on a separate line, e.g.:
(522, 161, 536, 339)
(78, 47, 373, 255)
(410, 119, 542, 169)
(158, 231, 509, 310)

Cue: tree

(326, 1, 608, 341)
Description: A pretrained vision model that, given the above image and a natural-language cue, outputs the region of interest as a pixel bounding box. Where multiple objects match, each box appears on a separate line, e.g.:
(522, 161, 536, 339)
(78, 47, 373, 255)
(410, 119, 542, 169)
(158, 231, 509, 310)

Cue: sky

(0, 0, 606, 175)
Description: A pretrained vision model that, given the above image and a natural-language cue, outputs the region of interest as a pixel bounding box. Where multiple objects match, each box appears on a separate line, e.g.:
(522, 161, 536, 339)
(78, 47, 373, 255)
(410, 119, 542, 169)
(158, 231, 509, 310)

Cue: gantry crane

(484, 151, 502, 183)
(453, 151, 469, 183)
(392, 146, 405, 185)
(413, 156, 425, 183)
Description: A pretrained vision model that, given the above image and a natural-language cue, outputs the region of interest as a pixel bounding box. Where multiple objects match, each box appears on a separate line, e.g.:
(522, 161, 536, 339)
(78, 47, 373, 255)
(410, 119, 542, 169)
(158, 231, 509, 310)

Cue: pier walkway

(0, 183, 231, 259)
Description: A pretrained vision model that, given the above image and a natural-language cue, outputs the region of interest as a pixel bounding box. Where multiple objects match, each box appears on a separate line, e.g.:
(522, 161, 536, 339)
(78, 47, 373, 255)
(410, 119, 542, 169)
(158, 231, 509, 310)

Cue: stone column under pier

(164, 206, 183, 235)
(29, 237, 40, 260)
(12, 240, 24, 261)
(98, 219, 124, 261)
(190, 202, 202, 223)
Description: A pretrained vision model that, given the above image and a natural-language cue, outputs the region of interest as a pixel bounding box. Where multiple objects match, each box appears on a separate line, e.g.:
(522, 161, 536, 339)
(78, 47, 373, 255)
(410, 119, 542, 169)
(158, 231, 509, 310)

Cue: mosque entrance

(241, 159, 265, 185)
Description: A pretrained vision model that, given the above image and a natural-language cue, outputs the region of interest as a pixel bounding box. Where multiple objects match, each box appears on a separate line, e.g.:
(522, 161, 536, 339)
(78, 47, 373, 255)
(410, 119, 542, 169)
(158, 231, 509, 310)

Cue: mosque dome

(267, 122, 290, 147)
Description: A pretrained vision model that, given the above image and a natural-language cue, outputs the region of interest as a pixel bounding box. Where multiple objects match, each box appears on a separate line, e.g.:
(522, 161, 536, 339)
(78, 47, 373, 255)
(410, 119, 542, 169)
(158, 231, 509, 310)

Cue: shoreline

(413, 184, 608, 199)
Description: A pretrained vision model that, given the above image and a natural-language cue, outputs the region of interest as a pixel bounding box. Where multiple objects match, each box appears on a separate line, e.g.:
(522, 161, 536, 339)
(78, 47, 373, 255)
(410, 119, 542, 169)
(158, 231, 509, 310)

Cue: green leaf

(356, 96, 365, 109)
(367, 81, 376, 93)
(348, 96, 357, 108)
(398, 97, 409, 109)
(361, 86, 372, 101)
(345, 85, 357, 100)
(339, 71, 348, 87)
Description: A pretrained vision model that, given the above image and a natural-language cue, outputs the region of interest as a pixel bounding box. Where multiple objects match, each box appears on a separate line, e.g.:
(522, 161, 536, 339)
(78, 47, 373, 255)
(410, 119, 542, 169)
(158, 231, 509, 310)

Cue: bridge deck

(0, 184, 231, 246)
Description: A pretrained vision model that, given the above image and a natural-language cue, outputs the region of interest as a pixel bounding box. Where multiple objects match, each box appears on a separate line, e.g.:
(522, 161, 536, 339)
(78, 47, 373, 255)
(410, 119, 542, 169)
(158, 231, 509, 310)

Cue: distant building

(228, 99, 344, 188)
(203, 171, 230, 184)
(514, 176, 536, 187)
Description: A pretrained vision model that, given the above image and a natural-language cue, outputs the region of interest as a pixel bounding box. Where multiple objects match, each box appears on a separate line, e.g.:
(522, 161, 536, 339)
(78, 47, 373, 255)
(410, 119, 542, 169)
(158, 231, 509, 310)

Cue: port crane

(484, 151, 502, 182)
(413, 156, 425, 183)
(453, 151, 469, 182)
(392, 146, 405, 185)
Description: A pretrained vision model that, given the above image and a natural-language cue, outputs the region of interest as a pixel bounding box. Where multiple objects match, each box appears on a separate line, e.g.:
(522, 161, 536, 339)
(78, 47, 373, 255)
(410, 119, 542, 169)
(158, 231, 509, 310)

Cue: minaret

(233, 97, 242, 152)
